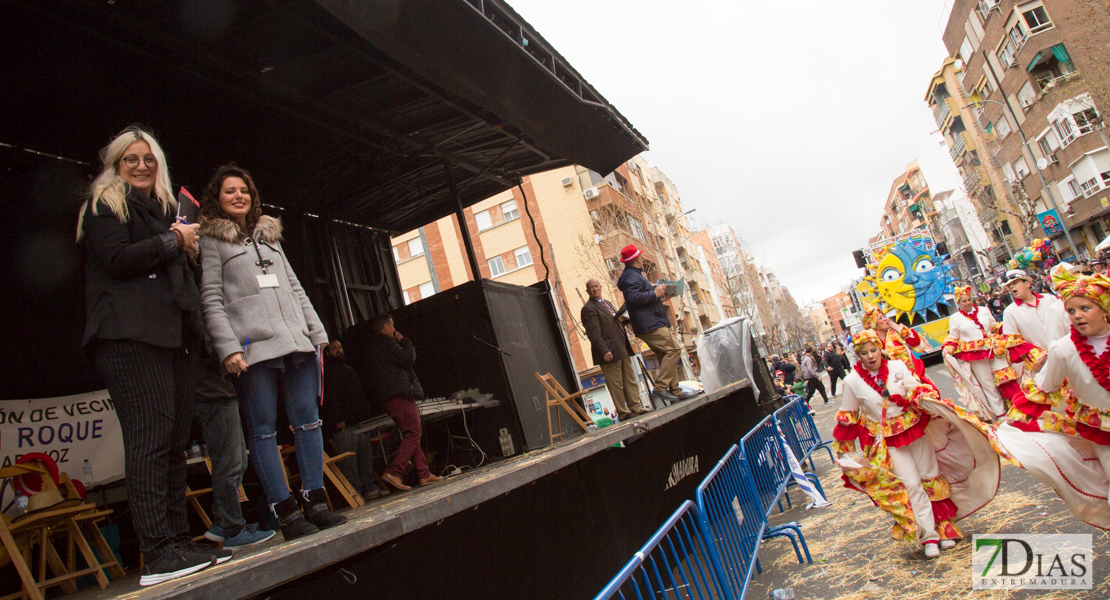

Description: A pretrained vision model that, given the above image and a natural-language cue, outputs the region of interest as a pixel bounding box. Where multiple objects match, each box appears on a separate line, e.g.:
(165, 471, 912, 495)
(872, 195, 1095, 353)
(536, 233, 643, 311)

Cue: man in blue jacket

(616, 244, 696, 402)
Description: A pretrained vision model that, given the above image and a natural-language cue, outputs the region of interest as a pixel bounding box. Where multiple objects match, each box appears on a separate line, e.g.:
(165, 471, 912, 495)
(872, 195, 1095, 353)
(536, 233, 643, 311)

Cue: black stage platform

(71, 379, 775, 600)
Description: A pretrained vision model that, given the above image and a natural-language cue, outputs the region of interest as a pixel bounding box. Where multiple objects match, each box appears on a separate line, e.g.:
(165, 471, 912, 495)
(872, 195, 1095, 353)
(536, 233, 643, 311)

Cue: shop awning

(0, 0, 648, 233)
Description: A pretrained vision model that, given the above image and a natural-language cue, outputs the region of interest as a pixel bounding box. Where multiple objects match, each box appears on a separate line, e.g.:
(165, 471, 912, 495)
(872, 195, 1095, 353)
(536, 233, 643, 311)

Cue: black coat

(81, 189, 201, 348)
(356, 333, 424, 407)
(772, 360, 797, 384)
(321, 358, 375, 438)
(823, 350, 845, 376)
(581, 298, 634, 367)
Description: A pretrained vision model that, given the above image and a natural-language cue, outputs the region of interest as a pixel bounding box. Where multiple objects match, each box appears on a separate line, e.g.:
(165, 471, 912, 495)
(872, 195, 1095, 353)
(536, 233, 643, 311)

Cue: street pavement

(745, 363, 1110, 600)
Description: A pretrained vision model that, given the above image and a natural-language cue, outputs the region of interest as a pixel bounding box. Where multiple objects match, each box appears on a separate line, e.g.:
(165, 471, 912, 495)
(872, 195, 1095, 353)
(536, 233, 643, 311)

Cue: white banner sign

(1, 389, 124, 500)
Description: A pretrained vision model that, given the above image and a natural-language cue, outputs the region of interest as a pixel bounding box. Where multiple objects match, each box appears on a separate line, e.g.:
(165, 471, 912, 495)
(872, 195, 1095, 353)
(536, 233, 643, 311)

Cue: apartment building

(878, 161, 945, 246)
(688, 231, 736, 330)
(806, 303, 836, 344)
(820, 291, 854, 337)
(390, 158, 713, 377)
(926, 57, 1027, 259)
(941, 0, 1110, 258)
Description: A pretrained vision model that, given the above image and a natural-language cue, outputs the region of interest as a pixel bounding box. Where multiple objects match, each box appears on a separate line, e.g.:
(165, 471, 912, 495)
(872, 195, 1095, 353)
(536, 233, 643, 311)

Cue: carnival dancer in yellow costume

(834, 331, 1000, 558)
(862, 304, 937, 392)
(943, 285, 1038, 419)
(993, 267, 1110, 530)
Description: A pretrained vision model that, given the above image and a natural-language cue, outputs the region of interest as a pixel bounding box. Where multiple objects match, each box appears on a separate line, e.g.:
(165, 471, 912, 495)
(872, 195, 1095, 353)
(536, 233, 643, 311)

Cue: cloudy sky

(509, 0, 960, 305)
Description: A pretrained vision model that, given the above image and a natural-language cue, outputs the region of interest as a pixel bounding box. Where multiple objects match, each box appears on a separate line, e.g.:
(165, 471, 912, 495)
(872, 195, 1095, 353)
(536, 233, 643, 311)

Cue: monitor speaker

(852, 249, 866, 268)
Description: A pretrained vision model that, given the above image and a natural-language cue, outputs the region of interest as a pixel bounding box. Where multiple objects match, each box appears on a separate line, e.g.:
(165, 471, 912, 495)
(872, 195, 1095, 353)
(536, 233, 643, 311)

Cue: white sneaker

(940, 539, 957, 549)
(924, 543, 940, 558)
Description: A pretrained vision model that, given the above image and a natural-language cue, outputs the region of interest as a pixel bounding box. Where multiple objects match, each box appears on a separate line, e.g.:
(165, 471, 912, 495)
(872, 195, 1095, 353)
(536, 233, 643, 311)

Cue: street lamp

(964, 93, 1080, 259)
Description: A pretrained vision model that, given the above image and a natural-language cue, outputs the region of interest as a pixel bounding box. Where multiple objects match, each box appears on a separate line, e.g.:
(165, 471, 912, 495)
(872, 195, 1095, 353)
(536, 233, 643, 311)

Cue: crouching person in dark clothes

(322, 339, 386, 500)
(360, 313, 442, 491)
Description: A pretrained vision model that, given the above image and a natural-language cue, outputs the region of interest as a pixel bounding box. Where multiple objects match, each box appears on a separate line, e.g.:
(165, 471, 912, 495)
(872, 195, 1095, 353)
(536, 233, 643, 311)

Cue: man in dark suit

(580, 278, 644, 421)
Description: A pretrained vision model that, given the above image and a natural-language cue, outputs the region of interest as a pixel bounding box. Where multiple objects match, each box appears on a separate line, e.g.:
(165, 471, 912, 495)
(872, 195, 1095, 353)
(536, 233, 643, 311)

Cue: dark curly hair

(199, 164, 262, 234)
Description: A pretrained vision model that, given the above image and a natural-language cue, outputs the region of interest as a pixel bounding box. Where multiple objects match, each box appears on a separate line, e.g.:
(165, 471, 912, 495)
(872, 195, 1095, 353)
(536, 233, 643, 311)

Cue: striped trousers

(92, 339, 198, 559)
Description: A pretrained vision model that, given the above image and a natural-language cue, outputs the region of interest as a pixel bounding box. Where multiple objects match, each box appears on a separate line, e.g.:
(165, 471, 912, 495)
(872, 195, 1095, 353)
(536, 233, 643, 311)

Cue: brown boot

(418, 473, 443, 486)
(381, 472, 411, 491)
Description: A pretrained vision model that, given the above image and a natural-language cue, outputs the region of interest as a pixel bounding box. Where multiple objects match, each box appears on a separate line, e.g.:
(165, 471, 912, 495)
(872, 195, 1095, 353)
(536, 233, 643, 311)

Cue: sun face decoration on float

(856, 234, 957, 323)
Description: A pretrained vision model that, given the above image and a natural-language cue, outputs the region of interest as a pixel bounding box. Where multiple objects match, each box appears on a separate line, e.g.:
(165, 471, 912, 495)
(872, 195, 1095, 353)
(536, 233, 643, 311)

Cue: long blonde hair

(76, 125, 175, 241)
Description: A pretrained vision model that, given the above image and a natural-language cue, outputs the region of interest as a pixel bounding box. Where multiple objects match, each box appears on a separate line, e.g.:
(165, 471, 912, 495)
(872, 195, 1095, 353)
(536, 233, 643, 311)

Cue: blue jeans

(234, 353, 324, 505)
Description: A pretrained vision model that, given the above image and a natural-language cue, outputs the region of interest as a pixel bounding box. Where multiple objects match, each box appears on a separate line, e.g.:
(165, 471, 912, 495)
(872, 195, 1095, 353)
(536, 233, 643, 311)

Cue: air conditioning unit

(561, 177, 574, 187)
(583, 186, 599, 199)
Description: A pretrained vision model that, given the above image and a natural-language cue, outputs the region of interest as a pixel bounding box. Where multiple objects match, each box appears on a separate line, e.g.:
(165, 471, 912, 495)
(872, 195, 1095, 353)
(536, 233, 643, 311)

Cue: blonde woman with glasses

(78, 126, 230, 585)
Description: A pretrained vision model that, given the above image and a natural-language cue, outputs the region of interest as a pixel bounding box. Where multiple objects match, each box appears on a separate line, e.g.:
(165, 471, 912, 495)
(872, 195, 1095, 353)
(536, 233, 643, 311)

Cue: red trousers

(384, 397, 430, 479)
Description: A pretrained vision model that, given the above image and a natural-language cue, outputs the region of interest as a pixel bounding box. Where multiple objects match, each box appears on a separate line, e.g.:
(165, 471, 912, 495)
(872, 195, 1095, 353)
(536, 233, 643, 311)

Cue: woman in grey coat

(198, 164, 345, 541)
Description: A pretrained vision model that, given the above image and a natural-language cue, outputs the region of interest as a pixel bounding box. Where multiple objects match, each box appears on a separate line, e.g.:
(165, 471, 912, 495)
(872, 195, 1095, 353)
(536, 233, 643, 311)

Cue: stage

(71, 378, 775, 600)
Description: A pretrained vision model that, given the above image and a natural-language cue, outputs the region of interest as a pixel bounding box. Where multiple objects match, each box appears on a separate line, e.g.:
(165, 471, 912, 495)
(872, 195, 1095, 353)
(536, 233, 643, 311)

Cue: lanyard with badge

(246, 237, 281, 288)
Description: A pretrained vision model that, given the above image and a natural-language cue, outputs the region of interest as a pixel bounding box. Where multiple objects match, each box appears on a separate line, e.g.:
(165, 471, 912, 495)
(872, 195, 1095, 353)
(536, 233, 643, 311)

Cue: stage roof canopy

(1, 0, 648, 233)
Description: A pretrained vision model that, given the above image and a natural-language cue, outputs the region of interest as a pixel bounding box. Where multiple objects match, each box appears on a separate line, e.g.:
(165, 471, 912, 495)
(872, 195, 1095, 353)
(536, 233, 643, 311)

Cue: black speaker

(852, 249, 867, 268)
(344, 279, 580, 458)
(936, 242, 949, 256)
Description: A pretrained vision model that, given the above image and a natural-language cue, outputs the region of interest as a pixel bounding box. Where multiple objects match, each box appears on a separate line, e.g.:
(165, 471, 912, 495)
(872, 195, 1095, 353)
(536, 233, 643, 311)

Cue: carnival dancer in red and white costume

(995, 267, 1110, 529)
(942, 286, 1038, 419)
(833, 330, 1000, 558)
(862, 304, 938, 392)
(1001, 268, 1069, 351)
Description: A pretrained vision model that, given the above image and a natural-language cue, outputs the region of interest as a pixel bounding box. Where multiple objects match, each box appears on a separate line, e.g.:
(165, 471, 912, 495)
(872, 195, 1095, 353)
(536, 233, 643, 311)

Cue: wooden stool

(534, 372, 593, 444)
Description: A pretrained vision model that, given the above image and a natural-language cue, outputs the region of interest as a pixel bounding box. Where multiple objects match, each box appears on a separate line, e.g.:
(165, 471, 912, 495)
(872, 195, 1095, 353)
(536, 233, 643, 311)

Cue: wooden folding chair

(0, 466, 111, 600)
(534, 372, 594, 445)
(279, 431, 363, 510)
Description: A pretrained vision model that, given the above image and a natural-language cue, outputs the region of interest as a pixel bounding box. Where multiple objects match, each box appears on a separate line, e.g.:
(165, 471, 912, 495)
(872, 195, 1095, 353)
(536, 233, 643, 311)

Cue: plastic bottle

(13, 492, 28, 517)
(769, 589, 795, 600)
(586, 423, 599, 433)
(82, 459, 94, 487)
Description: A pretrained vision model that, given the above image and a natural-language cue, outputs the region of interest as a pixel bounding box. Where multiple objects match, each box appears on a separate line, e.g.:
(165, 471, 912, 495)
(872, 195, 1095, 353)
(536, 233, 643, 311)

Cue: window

(1022, 5, 1052, 33)
(1014, 156, 1030, 179)
(959, 36, 974, 63)
(403, 290, 411, 305)
(1052, 116, 1078, 146)
(488, 256, 506, 277)
(605, 258, 622, 271)
(1081, 177, 1100, 198)
(475, 209, 493, 231)
(996, 117, 1011, 139)
(392, 246, 401, 264)
(500, 199, 519, 222)
(1038, 130, 1059, 157)
(977, 0, 999, 21)
(1066, 178, 1082, 200)
(419, 281, 435, 299)
(1018, 80, 1037, 108)
(408, 238, 424, 259)
(629, 217, 646, 241)
(1075, 109, 1099, 134)
(514, 245, 532, 268)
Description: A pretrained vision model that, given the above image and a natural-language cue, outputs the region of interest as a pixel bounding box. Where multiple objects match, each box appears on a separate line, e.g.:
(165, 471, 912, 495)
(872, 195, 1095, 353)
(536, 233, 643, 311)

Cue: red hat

(620, 244, 641, 263)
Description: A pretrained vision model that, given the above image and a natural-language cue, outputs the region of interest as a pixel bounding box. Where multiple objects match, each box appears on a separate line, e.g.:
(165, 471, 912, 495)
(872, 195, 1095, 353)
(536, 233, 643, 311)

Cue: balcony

(697, 300, 721, 324)
(950, 133, 967, 162)
(933, 96, 952, 129)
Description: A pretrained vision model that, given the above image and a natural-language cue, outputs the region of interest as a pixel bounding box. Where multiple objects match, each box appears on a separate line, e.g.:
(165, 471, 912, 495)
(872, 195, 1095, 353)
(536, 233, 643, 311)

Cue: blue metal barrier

(695, 445, 805, 598)
(774, 395, 835, 471)
(739, 415, 812, 564)
(593, 501, 734, 600)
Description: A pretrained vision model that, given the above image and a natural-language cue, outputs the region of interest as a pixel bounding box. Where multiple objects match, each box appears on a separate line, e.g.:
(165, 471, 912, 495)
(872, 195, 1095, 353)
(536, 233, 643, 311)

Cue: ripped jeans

(233, 352, 324, 505)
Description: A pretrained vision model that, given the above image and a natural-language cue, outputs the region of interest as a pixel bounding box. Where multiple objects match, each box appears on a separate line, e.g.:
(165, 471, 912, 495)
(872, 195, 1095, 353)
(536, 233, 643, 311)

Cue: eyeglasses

(121, 155, 157, 169)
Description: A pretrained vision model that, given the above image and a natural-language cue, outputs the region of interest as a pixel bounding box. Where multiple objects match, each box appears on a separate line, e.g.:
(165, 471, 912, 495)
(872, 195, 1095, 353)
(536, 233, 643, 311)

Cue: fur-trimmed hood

(200, 215, 283, 244)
